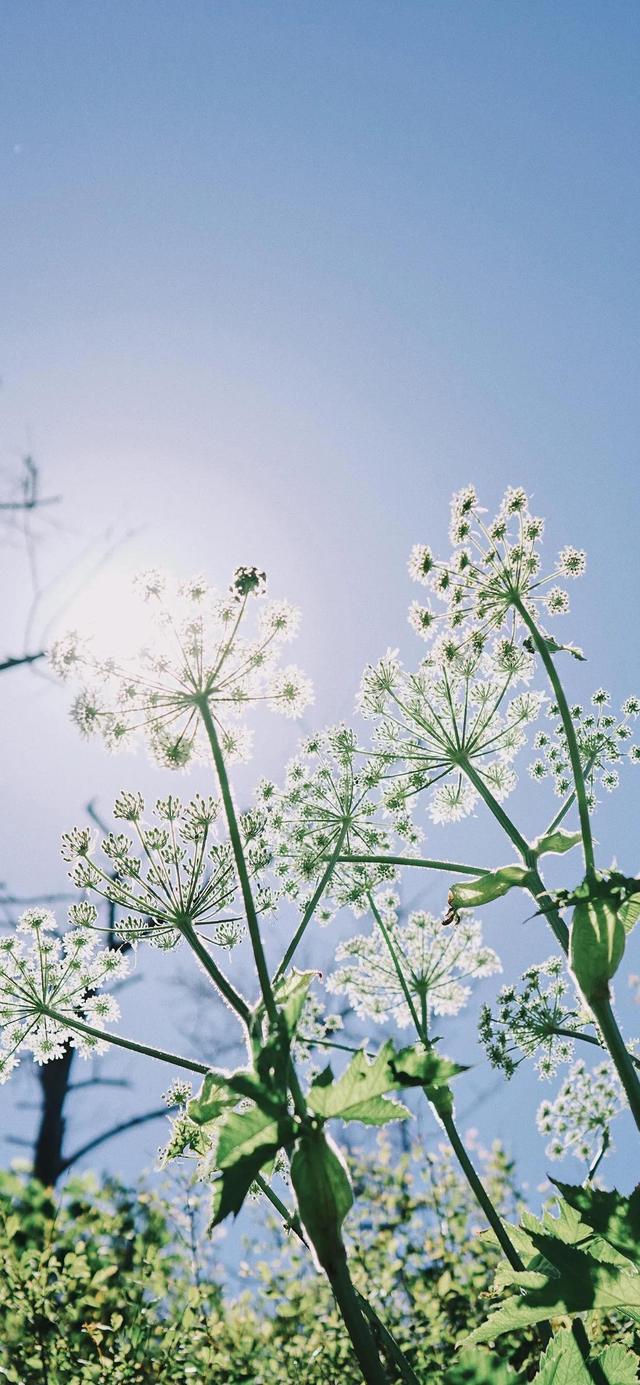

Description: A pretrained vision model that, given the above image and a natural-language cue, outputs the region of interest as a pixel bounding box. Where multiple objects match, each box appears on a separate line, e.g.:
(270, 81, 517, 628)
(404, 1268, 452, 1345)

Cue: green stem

(198, 697, 277, 1026)
(46, 1010, 209, 1075)
(333, 852, 490, 876)
(274, 824, 349, 983)
(368, 894, 422, 1035)
(437, 1105, 528, 1277)
(255, 1173, 308, 1243)
(515, 599, 595, 876)
(181, 920, 251, 1026)
(589, 993, 640, 1134)
(462, 760, 533, 862)
(327, 1248, 389, 1385)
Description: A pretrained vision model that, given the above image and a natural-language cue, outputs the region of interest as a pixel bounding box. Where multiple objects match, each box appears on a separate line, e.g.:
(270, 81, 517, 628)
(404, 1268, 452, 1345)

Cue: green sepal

(523, 635, 586, 662)
(531, 830, 582, 859)
(448, 866, 532, 912)
(569, 899, 625, 1001)
(273, 968, 317, 1038)
(290, 1130, 353, 1269)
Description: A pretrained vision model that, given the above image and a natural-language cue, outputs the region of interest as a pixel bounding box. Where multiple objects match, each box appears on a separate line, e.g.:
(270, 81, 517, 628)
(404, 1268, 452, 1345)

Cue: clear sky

(1, 2, 639, 1217)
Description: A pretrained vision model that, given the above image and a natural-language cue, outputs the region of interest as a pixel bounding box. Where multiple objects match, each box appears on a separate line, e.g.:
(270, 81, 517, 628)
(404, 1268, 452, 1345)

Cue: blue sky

(1, 2, 639, 1216)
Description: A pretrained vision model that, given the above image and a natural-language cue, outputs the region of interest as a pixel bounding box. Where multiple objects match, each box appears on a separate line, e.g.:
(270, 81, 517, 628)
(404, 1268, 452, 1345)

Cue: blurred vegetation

(0, 1136, 634, 1383)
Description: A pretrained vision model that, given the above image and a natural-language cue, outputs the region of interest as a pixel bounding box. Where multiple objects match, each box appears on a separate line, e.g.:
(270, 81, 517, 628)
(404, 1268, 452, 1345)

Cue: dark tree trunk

(33, 1046, 75, 1186)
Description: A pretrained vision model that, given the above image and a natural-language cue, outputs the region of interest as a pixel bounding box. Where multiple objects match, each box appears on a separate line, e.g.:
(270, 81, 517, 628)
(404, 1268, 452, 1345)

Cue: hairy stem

(198, 697, 277, 1025)
(181, 920, 251, 1026)
(515, 598, 595, 876)
(274, 823, 349, 982)
(45, 1010, 209, 1075)
(589, 993, 640, 1135)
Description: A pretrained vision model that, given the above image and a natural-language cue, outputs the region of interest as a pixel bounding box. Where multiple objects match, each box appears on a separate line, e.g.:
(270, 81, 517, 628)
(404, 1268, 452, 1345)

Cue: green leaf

(307, 1041, 410, 1125)
(531, 1330, 592, 1385)
(209, 1105, 296, 1228)
(532, 1331, 638, 1385)
(290, 1131, 353, 1268)
(216, 1105, 294, 1170)
(188, 1073, 234, 1126)
(466, 1234, 640, 1345)
(448, 865, 532, 911)
(532, 830, 583, 858)
(444, 1348, 517, 1383)
(389, 1042, 466, 1115)
(551, 1181, 640, 1267)
(274, 968, 317, 1037)
(619, 894, 640, 935)
(597, 1344, 639, 1384)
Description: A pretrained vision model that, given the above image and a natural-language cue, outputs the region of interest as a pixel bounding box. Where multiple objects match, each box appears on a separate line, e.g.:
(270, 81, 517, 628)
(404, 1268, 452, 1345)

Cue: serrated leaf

(208, 1105, 297, 1228)
(448, 865, 532, 911)
(533, 1331, 639, 1385)
(533, 830, 583, 858)
(188, 1073, 235, 1126)
(531, 1329, 592, 1385)
(551, 1181, 640, 1267)
(216, 1104, 294, 1169)
(307, 1041, 410, 1125)
(597, 1343, 639, 1384)
(467, 1234, 640, 1345)
(210, 1149, 274, 1228)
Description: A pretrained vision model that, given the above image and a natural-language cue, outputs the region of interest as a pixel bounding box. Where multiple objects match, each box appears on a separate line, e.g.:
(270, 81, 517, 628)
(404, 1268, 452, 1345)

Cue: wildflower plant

(4, 494, 640, 1383)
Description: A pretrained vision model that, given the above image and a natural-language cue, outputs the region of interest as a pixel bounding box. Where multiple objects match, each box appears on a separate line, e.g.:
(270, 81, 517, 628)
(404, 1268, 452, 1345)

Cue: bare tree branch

(59, 1106, 174, 1174)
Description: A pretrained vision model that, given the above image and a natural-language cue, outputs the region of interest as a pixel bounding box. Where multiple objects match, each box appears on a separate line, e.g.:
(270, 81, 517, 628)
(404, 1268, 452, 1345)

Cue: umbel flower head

(61, 793, 274, 951)
(536, 1056, 629, 1164)
(406, 484, 585, 648)
(478, 956, 586, 1081)
(50, 567, 313, 768)
(358, 641, 545, 825)
(528, 690, 640, 808)
(0, 907, 128, 1082)
(327, 893, 501, 1029)
(259, 724, 422, 918)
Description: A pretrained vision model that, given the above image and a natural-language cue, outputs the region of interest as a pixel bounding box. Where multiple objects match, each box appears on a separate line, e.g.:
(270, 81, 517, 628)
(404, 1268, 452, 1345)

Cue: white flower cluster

(50, 568, 313, 769)
(536, 1056, 629, 1163)
(327, 894, 501, 1029)
(529, 690, 640, 806)
(406, 484, 585, 647)
(61, 793, 274, 950)
(478, 956, 586, 1080)
(260, 725, 421, 917)
(0, 907, 128, 1082)
(358, 642, 545, 824)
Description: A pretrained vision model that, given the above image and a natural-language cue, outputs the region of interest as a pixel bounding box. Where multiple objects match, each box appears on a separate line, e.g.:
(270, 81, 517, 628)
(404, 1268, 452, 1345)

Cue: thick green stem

(327, 1248, 390, 1385)
(46, 1010, 209, 1075)
(461, 760, 533, 863)
(589, 993, 640, 1135)
(515, 599, 595, 876)
(274, 824, 349, 983)
(556, 1025, 640, 1072)
(437, 1105, 526, 1276)
(198, 697, 277, 1026)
